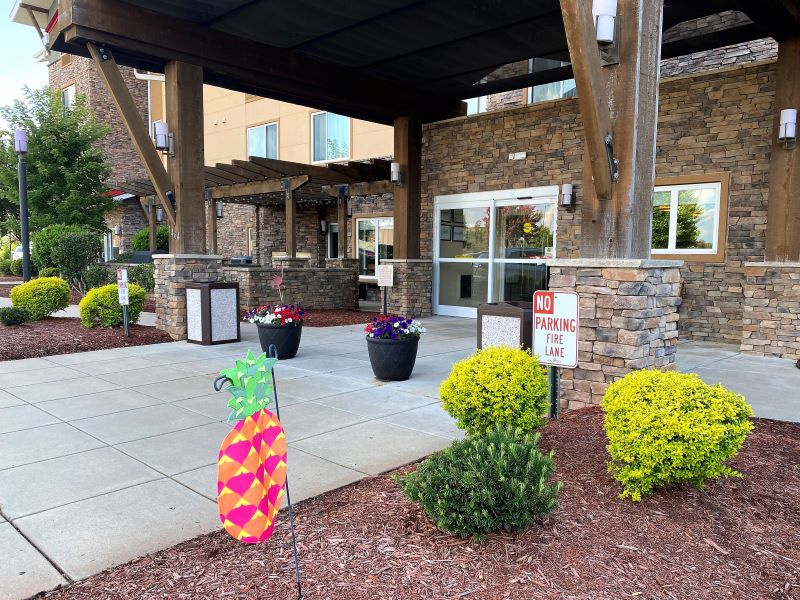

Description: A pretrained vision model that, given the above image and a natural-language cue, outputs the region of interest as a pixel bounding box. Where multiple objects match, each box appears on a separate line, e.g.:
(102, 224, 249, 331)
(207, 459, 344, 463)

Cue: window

(247, 227, 256, 256)
(247, 123, 278, 159)
(651, 175, 728, 261)
(465, 96, 487, 115)
(312, 112, 350, 162)
(327, 223, 339, 259)
(355, 217, 393, 277)
(61, 84, 76, 109)
(528, 58, 576, 104)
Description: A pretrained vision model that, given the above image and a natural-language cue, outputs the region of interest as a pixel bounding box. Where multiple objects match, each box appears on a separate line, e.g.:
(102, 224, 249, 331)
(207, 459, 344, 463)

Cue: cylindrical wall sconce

(113, 225, 122, 235)
(153, 120, 169, 151)
(155, 205, 165, 223)
(779, 109, 797, 144)
(592, 0, 617, 45)
(561, 183, 575, 211)
(216, 201, 224, 220)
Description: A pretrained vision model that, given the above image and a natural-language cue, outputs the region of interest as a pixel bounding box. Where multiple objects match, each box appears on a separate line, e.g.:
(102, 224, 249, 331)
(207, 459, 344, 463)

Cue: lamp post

(14, 129, 31, 282)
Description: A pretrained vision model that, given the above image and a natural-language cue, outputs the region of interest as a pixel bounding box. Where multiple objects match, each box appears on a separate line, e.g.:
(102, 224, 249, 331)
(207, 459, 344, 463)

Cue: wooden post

(206, 193, 218, 255)
(284, 181, 296, 257)
(165, 60, 206, 254)
(561, 0, 663, 258)
(337, 196, 348, 258)
(766, 37, 800, 262)
(393, 116, 422, 260)
(144, 197, 157, 251)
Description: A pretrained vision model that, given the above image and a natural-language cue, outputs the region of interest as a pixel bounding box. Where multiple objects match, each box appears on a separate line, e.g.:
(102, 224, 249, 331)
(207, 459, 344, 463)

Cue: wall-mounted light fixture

(561, 183, 575, 211)
(779, 108, 797, 148)
(390, 161, 402, 185)
(320, 219, 328, 234)
(592, 0, 617, 45)
(216, 201, 224, 220)
(113, 225, 122, 235)
(152, 120, 174, 156)
(155, 205, 165, 223)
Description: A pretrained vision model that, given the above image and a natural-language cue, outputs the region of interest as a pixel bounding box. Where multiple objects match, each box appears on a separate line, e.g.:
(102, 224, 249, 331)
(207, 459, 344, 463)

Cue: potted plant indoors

(242, 267, 306, 359)
(365, 315, 426, 381)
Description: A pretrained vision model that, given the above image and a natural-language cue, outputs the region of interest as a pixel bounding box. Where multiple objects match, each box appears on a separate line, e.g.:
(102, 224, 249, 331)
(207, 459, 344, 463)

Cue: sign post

(376, 264, 394, 315)
(116, 268, 130, 337)
(532, 290, 580, 419)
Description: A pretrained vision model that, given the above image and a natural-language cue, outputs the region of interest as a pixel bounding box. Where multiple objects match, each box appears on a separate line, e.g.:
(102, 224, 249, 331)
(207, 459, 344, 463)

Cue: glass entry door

(433, 187, 558, 317)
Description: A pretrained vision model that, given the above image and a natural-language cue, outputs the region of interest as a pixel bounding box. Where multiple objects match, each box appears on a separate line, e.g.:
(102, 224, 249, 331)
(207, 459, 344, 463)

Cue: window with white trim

(651, 182, 721, 255)
(311, 112, 350, 162)
(247, 123, 278, 159)
(61, 84, 76, 109)
(465, 96, 487, 115)
(527, 58, 576, 104)
(356, 217, 393, 278)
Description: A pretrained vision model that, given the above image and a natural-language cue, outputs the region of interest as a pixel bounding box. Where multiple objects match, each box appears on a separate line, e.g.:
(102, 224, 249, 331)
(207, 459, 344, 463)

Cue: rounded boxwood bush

(79, 283, 145, 327)
(0, 307, 30, 326)
(440, 346, 549, 435)
(602, 369, 754, 502)
(398, 429, 561, 540)
(31, 224, 85, 271)
(10, 277, 70, 320)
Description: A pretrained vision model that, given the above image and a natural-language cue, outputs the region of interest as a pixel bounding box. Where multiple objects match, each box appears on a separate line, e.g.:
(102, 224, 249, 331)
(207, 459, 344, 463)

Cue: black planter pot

(366, 336, 420, 381)
(257, 323, 303, 359)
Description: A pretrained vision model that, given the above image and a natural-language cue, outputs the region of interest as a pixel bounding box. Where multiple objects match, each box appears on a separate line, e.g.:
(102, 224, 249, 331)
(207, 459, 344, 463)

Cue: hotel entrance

(433, 187, 558, 317)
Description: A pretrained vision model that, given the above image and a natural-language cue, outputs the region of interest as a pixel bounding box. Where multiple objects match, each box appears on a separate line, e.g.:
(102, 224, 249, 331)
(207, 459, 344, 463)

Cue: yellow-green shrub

(79, 283, 145, 327)
(10, 277, 70, 320)
(440, 346, 549, 435)
(602, 369, 754, 501)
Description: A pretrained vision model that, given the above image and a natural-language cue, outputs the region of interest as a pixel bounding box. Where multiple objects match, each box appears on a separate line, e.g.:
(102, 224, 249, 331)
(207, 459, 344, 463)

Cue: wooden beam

(766, 37, 800, 262)
(284, 184, 296, 258)
(322, 180, 396, 197)
(559, 0, 615, 201)
(206, 193, 218, 255)
(24, 7, 45, 40)
(210, 175, 310, 200)
(326, 161, 390, 182)
(337, 196, 348, 259)
(205, 166, 248, 183)
(166, 60, 205, 253)
(214, 163, 267, 182)
(87, 43, 175, 227)
(393, 117, 422, 260)
(249, 157, 358, 184)
(121, 180, 155, 196)
(232, 159, 284, 179)
(54, 0, 464, 125)
(577, 0, 664, 259)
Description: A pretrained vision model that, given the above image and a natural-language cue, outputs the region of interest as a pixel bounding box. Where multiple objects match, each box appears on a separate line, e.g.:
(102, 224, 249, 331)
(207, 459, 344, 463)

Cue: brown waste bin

(477, 301, 533, 351)
(185, 282, 241, 345)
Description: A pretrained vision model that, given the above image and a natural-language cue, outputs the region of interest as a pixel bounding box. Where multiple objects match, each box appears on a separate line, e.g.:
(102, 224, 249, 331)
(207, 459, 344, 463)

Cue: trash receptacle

(186, 282, 240, 345)
(477, 301, 533, 350)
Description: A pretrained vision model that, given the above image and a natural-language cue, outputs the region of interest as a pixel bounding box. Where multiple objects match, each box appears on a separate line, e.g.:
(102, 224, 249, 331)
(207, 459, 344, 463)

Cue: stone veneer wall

(153, 255, 223, 340)
(104, 200, 148, 254)
(741, 263, 800, 360)
(382, 259, 433, 317)
(215, 203, 257, 258)
(548, 260, 683, 409)
(422, 60, 775, 340)
(222, 263, 358, 311)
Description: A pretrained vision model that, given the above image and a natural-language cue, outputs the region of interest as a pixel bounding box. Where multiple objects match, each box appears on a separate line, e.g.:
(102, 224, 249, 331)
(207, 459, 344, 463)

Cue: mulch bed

(38, 408, 799, 599)
(0, 317, 172, 361)
(303, 309, 384, 328)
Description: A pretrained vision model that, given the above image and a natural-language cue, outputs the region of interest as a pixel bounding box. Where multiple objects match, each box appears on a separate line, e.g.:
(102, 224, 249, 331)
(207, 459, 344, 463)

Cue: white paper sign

(377, 264, 394, 288)
(532, 291, 579, 369)
(116, 268, 129, 306)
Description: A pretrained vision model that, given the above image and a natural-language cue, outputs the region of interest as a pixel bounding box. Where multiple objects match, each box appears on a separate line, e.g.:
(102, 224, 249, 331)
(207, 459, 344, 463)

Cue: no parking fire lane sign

(532, 291, 579, 369)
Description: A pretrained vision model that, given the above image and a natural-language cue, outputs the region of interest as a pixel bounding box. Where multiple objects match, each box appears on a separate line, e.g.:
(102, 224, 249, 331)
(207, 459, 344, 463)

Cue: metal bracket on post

(336, 184, 349, 201)
(280, 177, 291, 193)
(604, 134, 620, 183)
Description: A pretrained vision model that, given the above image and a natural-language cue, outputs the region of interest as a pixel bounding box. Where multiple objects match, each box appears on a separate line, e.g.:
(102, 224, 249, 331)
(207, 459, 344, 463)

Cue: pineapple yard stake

(214, 348, 303, 599)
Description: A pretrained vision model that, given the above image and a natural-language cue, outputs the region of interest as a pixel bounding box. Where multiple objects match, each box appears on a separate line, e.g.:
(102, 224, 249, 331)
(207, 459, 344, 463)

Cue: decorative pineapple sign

(216, 351, 288, 544)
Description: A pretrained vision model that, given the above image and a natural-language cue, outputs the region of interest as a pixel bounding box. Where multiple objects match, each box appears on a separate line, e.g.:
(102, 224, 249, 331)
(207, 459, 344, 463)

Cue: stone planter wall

(741, 262, 800, 360)
(153, 254, 224, 340)
(548, 259, 683, 409)
(381, 259, 433, 317)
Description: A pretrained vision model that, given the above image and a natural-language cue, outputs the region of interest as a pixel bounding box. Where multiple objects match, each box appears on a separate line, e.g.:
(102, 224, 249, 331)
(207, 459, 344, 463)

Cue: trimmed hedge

(131, 225, 169, 252)
(79, 283, 145, 327)
(10, 259, 23, 276)
(38, 267, 60, 278)
(603, 369, 754, 501)
(0, 307, 30, 326)
(31, 224, 85, 270)
(10, 277, 70, 320)
(0, 258, 11, 275)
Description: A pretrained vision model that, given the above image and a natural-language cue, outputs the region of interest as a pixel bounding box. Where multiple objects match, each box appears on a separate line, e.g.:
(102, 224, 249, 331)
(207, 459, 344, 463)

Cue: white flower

(287, 318, 293, 323)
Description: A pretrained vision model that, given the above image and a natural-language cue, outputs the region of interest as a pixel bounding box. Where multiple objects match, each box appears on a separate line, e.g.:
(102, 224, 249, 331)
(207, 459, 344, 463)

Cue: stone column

(548, 259, 683, 409)
(741, 262, 800, 360)
(381, 259, 433, 317)
(153, 254, 223, 340)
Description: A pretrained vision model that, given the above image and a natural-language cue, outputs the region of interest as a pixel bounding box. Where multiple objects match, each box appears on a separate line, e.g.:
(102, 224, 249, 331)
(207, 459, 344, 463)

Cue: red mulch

(0, 317, 172, 361)
(38, 408, 800, 600)
(304, 309, 384, 327)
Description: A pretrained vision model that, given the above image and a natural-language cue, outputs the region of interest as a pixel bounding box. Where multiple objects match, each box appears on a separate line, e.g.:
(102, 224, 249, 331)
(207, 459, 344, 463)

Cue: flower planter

(366, 336, 420, 381)
(257, 323, 302, 359)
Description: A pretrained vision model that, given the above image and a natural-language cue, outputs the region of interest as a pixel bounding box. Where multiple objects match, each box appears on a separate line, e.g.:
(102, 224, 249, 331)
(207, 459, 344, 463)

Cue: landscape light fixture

(779, 109, 797, 148)
(561, 183, 575, 211)
(152, 120, 174, 156)
(14, 128, 32, 282)
(390, 161, 402, 185)
(592, 0, 617, 45)
(216, 201, 224, 220)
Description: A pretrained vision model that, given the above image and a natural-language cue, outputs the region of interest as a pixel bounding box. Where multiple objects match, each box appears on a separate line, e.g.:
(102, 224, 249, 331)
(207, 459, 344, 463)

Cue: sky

(0, 11, 49, 122)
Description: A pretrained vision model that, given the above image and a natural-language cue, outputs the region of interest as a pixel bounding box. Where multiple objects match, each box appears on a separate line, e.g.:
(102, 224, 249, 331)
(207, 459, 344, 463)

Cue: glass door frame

(433, 186, 559, 318)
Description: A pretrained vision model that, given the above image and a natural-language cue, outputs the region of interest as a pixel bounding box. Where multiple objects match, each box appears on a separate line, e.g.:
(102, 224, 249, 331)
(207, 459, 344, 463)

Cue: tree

(0, 87, 113, 236)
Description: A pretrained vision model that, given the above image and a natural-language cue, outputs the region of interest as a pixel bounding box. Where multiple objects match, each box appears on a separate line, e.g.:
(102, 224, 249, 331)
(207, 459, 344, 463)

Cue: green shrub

(51, 231, 103, 292)
(440, 346, 549, 435)
(10, 259, 23, 277)
(602, 369, 754, 502)
(131, 225, 169, 252)
(79, 283, 145, 327)
(0, 307, 30, 326)
(398, 429, 561, 540)
(31, 224, 85, 270)
(10, 277, 70, 320)
(0, 258, 11, 275)
(38, 267, 59, 278)
(84, 264, 115, 290)
(0, 244, 10, 261)
(128, 264, 155, 293)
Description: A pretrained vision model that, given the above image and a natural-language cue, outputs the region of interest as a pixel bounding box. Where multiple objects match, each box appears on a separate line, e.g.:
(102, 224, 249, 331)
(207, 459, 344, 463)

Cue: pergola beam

(248, 157, 359, 184)
(322, 181, 396, 197)
(210, 175, 310, 200)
